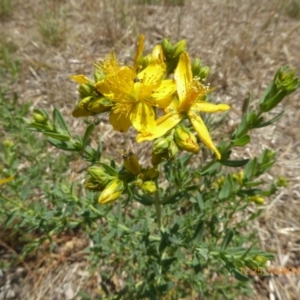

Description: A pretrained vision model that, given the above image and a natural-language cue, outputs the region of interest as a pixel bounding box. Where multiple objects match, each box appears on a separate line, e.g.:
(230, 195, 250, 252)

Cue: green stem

(154, 179, 161, 229)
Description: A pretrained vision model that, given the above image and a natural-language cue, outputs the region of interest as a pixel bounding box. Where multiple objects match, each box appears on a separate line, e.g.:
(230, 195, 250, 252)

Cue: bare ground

(1, 0, 300, 299)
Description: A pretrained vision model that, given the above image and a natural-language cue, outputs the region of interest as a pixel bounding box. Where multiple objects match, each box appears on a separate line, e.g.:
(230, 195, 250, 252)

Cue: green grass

(0, 43, 74, 260)
(0, 0, 12, 18)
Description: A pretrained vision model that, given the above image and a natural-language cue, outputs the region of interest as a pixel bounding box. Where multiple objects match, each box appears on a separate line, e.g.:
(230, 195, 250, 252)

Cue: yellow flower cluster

(71, 35, 230, 160)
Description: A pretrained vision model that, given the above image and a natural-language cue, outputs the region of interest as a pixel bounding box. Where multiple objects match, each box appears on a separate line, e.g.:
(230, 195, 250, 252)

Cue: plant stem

(154, 179, 161, 229)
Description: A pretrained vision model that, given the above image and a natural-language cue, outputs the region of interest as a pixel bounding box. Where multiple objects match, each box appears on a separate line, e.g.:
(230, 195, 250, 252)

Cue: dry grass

(1, 0, 300, 299)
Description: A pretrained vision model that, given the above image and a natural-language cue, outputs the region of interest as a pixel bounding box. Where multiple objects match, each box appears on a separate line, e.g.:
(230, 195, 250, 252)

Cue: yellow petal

(136, 112, 183, 142)
(150, 79, 176, 109)
(133, 34, 145, 73)
(188, 112, 221, 160)
(137, 64, 165, 99)
(109, 110, 132, 133)
(130, 102, 156, 133)
(174, 52, 193, 104)
(70, 75, 90, 84)
(96, 67, 133, 99)
(150, 45, 164, 64)
(192, 101, 230, 113)
(98, 52, 120, 75)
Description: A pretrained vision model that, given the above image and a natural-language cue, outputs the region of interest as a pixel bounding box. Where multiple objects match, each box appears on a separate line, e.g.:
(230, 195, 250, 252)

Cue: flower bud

(153, 137, 171, 154)
(168, 141, 178, 159)
(94, 69, 105, 82)
(174, 126, 199, 153)
(33, 109, 49, 124)
(135, 178, 144, 188)
(72, 97, 94, 117)
(142, 167, 159, 180)
(198, 66, 210, 81)
(192, 58, 202, 77)
(249, 195, 265, 205)
(79, 83, 95, 98)
(151, 152, 167, 166)
(98, 178, 124, 204)
(88, 166, 114, 186)
(84, 177, 105, 191)
(87, 97, 112, 113)
(172, 40, 187, 58)
(123, 151, 141, 175)
(2, 139, 14, 148)
(141, 181, 157, 195)
(260, 67, 300, 112)
(161, 38, 173, 58)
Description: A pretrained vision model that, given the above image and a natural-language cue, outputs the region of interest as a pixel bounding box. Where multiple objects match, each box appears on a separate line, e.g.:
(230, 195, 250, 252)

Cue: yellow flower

(95, 35, 176, 134)
(137, 52, 230, 160)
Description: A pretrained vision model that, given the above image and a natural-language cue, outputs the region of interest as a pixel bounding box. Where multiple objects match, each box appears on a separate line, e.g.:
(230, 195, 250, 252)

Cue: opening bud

(98, 178, 124, 204)
(33, 109, 49, 124)
(72, 97, 94, 117)
(88, 166, 115, 186)
(153, 137, 172, 154)
(84, 177, 105, 191)
(174, 126, 199, 153)
(123, 151, 141, 175)
(248, 195, 265, 205)
(142, 167, 159, 181)
(141, 181, 157, 195)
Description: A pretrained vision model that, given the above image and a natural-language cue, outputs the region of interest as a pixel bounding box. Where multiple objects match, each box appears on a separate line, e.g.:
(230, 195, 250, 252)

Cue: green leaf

(232, 135, 250, 147)
(44, 132, 70, 141)
(200, 161, 220, 175)
(53, 108, 70, 135)
(221, 230, 234, 251)
(82, 124, 95, 147)
(232, 269, 250, 282)
(47, 138, 77, 151)
(255, 111, 284, 128)
(219, 159, 249, 167)
(99, 162, 118, 176)
(161, 191, 186, 205)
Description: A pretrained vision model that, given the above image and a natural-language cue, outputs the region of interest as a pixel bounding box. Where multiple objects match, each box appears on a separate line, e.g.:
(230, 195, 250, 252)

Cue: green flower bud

(275, 67, 299, 91)
(87, 97, 112, 113)
(161, 38, 173, 58)
(123, 151, 141, 175)
(33, 109, 49, 124)
(79, 83, 95, 98)
(135, 178, 144, 188)
(198, 66, 210, 81)
(249, 195, 265, 205)
(192, 58, 202, 77)
(260, 67, 300, 113)
(168, 141, 178, 159)
(172, 40, 187, 58)
(254, 255, 267, 266)
(174, 126, 199, 153)
(94, 69, 105, 82)
(72, 97, 94, 117)
(84, 177, 105, 191)
(88, 166, 114, 185)
(151, 152, 167, 166)
(141, 181, 157, 195)
(2, 139, 14, 148)
(142, 167, 159, 180)
(277, 176, 288, 187)
(153, 137, 171, 154)
(98, 178, 124, 204)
